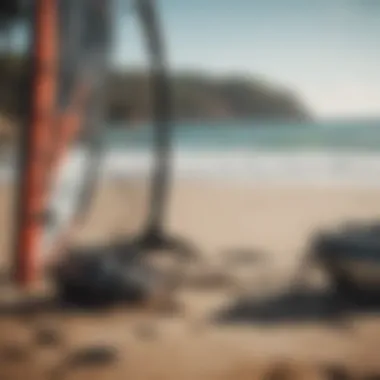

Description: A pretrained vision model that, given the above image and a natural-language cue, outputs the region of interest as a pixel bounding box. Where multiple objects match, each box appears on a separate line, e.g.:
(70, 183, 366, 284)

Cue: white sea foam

(3, 148, 380, 187)
(99, 149, 380, 187)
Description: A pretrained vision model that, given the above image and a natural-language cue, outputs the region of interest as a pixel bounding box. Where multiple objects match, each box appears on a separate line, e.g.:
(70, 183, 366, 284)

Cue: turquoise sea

(3, 119, 380, 186)
(89, 118, 380, 186)
(104, 119, 380, 152)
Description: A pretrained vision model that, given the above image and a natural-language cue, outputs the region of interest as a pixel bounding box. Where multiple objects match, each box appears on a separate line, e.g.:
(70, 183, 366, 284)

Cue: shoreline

(2, 150, 380, 186)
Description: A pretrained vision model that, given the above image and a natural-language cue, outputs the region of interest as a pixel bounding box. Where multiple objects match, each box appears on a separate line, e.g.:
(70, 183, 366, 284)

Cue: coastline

(3, 149, 380, 186)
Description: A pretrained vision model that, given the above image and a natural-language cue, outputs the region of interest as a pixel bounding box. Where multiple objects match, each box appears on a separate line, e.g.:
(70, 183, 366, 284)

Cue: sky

(113, 0, 380, 119)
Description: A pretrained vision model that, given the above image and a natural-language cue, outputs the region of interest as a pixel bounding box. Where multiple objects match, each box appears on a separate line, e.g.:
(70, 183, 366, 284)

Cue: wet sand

(1, 180, 380, 379)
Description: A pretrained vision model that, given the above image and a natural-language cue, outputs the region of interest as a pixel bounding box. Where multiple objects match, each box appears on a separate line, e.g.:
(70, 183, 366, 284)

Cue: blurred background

(1, 1, 380, 379)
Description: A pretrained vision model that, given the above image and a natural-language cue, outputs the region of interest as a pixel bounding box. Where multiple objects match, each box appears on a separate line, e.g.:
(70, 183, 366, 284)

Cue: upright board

(13, 0, 112, 286)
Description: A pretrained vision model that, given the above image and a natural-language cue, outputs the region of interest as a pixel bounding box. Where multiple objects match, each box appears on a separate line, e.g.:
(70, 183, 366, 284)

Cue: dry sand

(1, 179, 380, 379)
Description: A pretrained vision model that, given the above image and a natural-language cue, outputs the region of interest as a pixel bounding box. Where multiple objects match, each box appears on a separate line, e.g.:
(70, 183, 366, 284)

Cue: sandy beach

(1, 179, 380, 379)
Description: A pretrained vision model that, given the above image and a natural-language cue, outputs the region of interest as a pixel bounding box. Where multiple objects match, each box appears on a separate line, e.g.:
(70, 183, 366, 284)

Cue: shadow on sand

(213, 286, 380, 326)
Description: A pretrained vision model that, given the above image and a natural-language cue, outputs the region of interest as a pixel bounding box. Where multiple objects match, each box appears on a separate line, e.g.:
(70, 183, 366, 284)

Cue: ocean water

(105, 119, 380, 152)
(2, 119, 380, 185)
(93, 119, 380, 186)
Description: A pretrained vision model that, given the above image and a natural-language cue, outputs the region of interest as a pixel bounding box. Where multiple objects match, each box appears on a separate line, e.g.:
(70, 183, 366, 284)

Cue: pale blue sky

(114, 0, 380, 118)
